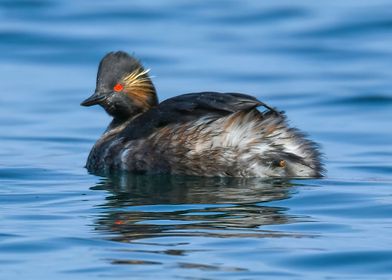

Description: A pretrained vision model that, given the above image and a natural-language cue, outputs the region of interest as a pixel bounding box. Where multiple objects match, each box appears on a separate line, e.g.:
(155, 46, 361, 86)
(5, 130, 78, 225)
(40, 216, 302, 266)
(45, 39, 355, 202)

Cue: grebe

(81, 51, 323, 177)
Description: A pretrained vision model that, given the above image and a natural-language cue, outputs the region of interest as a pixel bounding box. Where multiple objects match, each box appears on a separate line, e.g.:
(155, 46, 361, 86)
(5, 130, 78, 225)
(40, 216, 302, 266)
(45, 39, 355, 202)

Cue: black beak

(81, 92, 106, 107)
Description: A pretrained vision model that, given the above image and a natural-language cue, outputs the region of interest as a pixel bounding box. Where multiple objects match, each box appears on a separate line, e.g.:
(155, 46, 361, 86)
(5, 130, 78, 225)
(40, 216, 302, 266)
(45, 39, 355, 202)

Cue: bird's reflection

(91, 174, 299, 243)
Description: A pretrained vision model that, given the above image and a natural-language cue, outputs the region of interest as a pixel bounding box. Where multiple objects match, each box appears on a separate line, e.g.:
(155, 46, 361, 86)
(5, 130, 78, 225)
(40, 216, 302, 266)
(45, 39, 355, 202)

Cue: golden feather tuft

(123, 68, 153, 91)
(122, 68, 155, 110)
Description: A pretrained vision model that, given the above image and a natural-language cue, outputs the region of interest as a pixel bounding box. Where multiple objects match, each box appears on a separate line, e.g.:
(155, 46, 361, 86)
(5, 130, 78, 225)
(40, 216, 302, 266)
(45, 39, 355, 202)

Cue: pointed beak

(81, 92, 106, 107)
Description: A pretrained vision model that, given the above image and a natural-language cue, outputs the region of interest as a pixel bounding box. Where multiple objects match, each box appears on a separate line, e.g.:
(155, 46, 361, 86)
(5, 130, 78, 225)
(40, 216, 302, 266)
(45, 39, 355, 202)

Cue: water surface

(1, 1, 392, 279)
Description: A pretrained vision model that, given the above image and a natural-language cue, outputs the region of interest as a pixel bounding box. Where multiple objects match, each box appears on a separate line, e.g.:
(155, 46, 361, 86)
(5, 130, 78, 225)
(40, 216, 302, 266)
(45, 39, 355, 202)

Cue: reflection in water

(91, 175, 303, 244)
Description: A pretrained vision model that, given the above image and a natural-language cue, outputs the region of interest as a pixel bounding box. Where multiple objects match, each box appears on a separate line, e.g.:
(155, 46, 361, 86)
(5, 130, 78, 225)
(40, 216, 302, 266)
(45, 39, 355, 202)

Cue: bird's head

(81, 51, 158, 121)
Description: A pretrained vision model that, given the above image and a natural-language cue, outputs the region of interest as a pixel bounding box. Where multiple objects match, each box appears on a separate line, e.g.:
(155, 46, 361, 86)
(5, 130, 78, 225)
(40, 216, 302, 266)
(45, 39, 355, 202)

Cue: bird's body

(82, 51, 323, 178)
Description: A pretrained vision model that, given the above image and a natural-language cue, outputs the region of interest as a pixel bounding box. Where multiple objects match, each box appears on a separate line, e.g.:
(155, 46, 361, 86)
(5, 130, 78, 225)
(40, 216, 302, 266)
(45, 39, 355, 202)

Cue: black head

(81, 51, 158, 121)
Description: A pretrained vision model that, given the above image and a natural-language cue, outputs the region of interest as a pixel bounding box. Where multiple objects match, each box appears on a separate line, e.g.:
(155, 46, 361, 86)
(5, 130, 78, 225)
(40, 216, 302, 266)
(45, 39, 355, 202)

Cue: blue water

(1, 1, 392, 279)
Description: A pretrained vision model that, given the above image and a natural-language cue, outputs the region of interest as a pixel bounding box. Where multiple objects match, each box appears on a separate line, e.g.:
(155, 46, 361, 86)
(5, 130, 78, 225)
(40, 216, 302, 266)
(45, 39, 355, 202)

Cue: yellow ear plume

(122, 68, 156, 111)
(123, 68, 151, 86)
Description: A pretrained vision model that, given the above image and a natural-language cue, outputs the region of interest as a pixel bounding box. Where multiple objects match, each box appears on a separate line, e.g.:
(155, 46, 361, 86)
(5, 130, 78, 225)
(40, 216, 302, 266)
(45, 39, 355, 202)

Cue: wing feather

(120, 92, 278, 140)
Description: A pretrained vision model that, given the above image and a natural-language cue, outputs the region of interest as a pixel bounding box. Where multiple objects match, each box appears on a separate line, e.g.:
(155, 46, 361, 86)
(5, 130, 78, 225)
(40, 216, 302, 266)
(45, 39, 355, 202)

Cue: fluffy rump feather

(110, 109, 323, 177)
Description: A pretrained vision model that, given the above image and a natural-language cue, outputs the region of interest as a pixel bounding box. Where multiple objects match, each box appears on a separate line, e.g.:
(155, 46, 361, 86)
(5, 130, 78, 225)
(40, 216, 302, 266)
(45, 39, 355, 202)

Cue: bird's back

(87, 99, 323, 177)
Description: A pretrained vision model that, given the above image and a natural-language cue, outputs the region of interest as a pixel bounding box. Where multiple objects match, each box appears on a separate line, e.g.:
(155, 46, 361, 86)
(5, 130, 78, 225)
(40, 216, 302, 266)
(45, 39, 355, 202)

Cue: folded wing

(120, 92, 278, 140)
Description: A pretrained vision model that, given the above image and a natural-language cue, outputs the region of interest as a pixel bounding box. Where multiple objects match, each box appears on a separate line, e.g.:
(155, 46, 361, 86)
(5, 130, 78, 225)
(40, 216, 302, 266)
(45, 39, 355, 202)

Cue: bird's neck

(107, 113, 140, 133)
(106, 92, 158, 129)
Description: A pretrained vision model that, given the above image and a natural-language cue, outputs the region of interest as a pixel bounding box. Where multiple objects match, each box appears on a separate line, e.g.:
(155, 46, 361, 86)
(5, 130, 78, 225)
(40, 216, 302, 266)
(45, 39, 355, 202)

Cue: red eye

(113, 83, 124, 92)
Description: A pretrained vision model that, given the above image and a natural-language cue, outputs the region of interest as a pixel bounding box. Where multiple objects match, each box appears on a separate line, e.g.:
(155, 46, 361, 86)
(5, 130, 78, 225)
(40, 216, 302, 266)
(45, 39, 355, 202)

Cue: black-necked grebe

(81, 51, 323, 177)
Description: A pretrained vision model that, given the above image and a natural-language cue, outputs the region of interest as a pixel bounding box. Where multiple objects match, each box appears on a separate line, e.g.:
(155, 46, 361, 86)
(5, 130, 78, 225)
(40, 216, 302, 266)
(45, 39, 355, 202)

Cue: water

(1, 0, 392, 279)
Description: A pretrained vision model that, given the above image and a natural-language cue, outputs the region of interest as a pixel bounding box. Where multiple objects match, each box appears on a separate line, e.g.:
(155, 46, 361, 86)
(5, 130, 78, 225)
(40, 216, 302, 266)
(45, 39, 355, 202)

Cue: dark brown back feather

(119, 92, 277, 141)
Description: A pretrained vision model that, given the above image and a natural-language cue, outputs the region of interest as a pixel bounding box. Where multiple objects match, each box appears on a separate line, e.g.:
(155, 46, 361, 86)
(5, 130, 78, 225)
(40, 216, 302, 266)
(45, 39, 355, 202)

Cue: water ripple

(1, 1, 392, 279)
